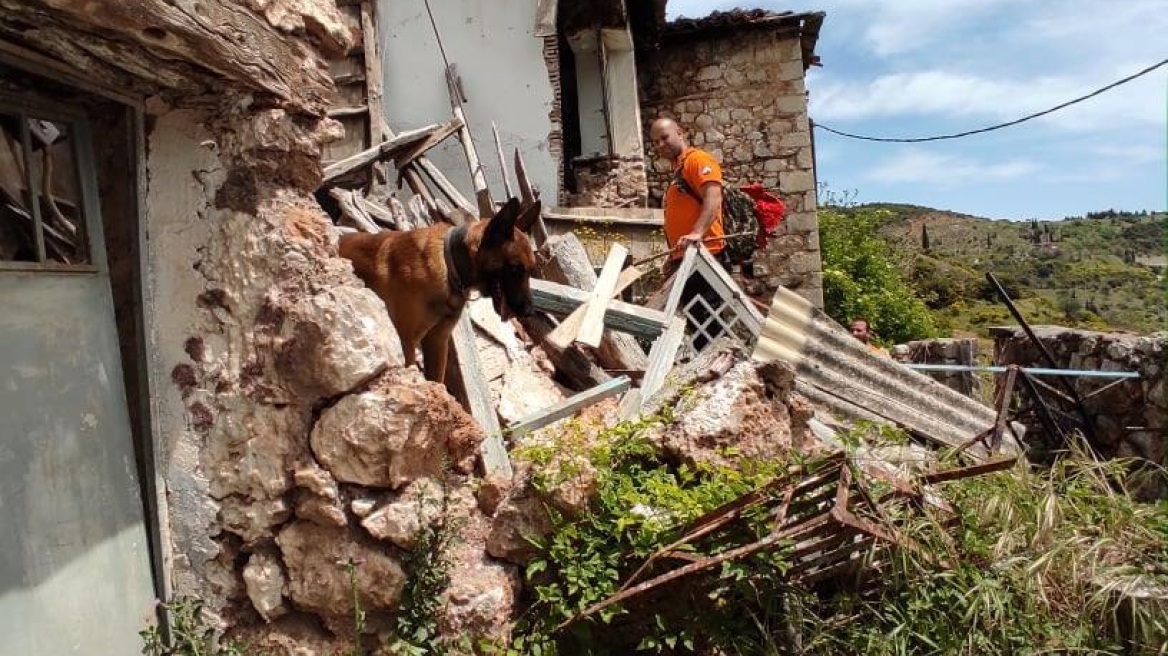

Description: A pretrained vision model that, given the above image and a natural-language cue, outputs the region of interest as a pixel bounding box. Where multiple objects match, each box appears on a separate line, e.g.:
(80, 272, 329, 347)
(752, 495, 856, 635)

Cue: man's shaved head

(649, 117, 687, 160)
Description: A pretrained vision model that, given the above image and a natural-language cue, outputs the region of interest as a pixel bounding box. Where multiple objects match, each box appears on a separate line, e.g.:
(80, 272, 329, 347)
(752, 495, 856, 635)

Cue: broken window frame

(0, 94, 101, 274)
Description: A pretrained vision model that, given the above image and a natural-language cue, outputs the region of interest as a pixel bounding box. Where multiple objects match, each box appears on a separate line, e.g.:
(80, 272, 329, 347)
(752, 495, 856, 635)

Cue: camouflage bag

(672, 166, 761, 264)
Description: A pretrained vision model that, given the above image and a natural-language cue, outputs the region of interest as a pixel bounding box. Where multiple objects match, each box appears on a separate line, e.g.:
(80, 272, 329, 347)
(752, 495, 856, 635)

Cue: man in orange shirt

(650, 118, 730, 349)
(649, 118, 728, 270)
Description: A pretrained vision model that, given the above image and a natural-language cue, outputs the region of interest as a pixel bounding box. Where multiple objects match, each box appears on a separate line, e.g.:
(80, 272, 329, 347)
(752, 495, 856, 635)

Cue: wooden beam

(445, 64, 494, 217)
(451, 315, 512, 479)
(327, 105, 369, 118)
(576, 244, 629, 348)
(618, 317, 686, 419)
(415, 157, 477, 216)
(354, 194, 398, 230)
(530, 278, 668, 340)
(662, 245, 700, 318)
(514, 148, 549, 246)
(507, 376, 631, 437)
(491, 122, 514, 199)
(329, 188, 379, 233)
(548, 265, 642, 350)
(359, 1, 389, 146)
(322, 123, 443, 183)
(393, 118, 465, 169)
(520, 314, 612, 391)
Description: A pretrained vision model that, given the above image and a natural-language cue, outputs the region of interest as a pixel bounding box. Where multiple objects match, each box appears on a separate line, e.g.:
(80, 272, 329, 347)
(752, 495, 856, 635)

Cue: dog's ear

(483, 197, 521, 248)
(515, 200, 543, 233)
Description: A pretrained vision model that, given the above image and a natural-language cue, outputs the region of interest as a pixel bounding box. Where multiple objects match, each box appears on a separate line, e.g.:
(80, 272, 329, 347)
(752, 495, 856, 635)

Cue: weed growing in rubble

(140, 597, 257, 656)
(786, 444, 1168, 656)
(387, 482, 461, 656)
(507, 412, 802, 655)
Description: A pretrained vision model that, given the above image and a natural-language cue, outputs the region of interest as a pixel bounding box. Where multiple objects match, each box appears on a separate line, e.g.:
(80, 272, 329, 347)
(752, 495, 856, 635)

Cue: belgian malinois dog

(339, 197, 540, 384)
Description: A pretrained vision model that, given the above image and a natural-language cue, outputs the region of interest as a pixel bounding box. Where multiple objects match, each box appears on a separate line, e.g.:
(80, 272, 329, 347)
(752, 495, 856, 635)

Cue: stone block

(780, 170, 815, 193)
(731, 108, 752, 121)
(753, 143, 774, 158)
(804, 229, 820, 251)
(696, 64, 723, 81)
(763, 158, 785, 172)
(784, 211, 819, 233)
(779, 130, 811, 148)
(774, 95, 805, 115)
(796, 147, 815, 169)
(695, 113, 715, 128)
(788, 251, 822, 275)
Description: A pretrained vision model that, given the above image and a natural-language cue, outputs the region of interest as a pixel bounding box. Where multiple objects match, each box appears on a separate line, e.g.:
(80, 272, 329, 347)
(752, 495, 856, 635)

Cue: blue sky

(665, 0, 1167, 220)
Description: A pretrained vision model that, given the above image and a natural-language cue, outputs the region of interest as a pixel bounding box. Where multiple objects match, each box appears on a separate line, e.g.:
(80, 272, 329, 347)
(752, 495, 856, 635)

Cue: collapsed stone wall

(145, 98, 526, 650)
(637, 29, 822, 306)
(991, 326, 1167, 498)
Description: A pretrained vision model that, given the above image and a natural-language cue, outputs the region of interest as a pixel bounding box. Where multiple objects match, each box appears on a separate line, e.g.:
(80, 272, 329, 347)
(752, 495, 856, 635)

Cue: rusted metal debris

(556, 449, 1012, 631)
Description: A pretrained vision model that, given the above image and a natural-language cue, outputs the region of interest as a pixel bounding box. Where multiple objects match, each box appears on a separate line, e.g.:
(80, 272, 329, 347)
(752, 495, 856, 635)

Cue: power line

(812, 57, 1168, 143)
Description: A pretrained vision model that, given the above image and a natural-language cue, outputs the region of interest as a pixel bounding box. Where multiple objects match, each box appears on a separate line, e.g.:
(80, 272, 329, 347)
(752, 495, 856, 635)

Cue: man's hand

(675, 231, 703, 251)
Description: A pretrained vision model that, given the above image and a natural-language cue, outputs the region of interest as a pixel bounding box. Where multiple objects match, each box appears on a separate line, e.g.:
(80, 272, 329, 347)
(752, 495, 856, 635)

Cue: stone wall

(566, 154, 649, 207)
(992, 326, 1166, 499)
(891, 338, 980, 398)
(637, 29, 822, 306)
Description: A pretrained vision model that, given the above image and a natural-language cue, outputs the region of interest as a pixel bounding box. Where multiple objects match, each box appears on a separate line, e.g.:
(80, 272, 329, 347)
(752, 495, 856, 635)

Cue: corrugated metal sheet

(753, 287, 1019, 459)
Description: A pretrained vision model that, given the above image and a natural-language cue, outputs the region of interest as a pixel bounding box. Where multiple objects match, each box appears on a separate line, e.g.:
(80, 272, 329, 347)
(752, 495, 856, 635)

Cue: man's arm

(676, 182, 723, 250)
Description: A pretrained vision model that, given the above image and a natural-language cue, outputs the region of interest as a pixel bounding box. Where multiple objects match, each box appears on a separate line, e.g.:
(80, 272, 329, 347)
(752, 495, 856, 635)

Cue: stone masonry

(637, 28, 822, 306)
(566, 154, 650, 207)
(992, 326, 1167, 499)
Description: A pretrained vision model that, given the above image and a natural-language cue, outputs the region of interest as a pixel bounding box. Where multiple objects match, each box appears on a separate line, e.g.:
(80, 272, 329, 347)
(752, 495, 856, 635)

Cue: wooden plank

(514, 148, 549, 246)
(321, 123, 443, 183)
(416, 157, 477, 216)
(618, 317, 687, 419)
(452, 315, 512, 479)
(543, 211, 664, 227)
(329, 188, 379, 233)
(359, 1, 389, 146)
(662, 245, 700, 318)
(508, 376, 631, 438)
(491, 122, 514, 199)
(576, 244, 629, 348)
(548, 265, 642, 350)
(393, 118, 464, 168)
(445, 65, 493, 217)
(327, 105, 369, 118)
(531, 278, 668, 340)
(520, 314, 612, 391)
(354, 194, 398, 230)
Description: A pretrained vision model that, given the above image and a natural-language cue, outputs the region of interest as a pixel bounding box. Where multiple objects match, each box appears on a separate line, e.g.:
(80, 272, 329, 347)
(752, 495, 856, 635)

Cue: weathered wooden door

(0, 98, 155, 654)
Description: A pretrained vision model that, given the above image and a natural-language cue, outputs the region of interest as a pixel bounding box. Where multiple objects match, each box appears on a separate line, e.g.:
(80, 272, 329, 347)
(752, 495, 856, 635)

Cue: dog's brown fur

(339, 198, 539, 384)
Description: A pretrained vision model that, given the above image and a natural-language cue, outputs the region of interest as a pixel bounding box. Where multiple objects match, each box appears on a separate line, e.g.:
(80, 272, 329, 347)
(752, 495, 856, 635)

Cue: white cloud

(866, 151, 1039, 186)
(810, 68, 1166, 131)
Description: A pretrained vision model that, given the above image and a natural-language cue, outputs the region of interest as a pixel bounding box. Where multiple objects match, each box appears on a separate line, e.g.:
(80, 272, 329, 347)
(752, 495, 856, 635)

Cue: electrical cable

(813, 57, 1168, 143)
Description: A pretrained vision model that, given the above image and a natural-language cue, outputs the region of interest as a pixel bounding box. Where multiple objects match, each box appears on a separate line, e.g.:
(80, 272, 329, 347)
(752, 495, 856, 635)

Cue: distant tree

(921, 224, 931, 251)
(986, 234, 993, 248)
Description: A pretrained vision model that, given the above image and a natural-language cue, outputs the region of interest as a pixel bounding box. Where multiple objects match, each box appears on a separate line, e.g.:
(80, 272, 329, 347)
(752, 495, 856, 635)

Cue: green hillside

(826, 204, 1167, 337)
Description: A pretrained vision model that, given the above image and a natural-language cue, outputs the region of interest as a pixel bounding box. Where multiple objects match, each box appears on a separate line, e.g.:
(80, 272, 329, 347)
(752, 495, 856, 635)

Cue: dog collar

(443, 224, 475, 300)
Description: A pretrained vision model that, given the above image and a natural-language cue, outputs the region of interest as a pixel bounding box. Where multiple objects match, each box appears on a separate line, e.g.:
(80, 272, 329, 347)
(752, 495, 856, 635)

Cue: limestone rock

(653, 359, 794, 467)
(360, 478, 445, 549)
(294, 491, 347, 527)
(277, 286, 402, 400)
(310, 372, 483, 488)
(486, 485, 553, 565)
(243, 549, 288, 622)
(441, 498, 521, 644)
(276, 521, 405, 628)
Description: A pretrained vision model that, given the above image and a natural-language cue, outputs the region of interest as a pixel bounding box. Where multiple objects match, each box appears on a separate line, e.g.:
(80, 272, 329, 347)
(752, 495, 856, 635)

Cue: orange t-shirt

(663, 147, 725, 259)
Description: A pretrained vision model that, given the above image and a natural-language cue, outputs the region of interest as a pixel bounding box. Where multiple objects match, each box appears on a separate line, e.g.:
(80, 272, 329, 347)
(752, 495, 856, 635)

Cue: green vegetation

(503, 412, 1168, 655)
(860, 203, 1167, 336)
(140, 597, 257, 656)
(818, 204, 939, 345)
